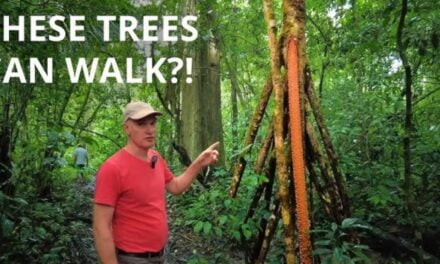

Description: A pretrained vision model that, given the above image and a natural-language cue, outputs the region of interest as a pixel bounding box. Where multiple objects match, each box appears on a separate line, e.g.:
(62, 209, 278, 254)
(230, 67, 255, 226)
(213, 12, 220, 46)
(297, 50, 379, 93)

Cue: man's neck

(124, 142, 150, 161)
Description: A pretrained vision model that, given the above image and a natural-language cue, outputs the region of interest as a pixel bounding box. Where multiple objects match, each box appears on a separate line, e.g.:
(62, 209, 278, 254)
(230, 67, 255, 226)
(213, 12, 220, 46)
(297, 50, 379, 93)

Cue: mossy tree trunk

(263, 0, 296, 262)
(181, 0, 225, 166)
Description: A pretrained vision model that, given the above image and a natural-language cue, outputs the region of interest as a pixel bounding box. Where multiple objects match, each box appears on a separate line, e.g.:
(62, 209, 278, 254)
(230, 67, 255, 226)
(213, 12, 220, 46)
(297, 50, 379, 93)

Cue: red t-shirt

(94, 148, 174, 252)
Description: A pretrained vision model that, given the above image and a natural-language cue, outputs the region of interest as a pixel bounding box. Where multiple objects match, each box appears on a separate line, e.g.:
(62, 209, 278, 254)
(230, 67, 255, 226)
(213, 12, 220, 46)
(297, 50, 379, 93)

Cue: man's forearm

(94, 227, 118, 264)
(168, 142, 219, 195)
(174, 161, 203, 194)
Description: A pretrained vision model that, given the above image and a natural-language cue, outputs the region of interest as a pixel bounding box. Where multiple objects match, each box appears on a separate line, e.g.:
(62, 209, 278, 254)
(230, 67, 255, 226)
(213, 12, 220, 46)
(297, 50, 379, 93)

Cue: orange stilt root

(287, 37, 313, 264)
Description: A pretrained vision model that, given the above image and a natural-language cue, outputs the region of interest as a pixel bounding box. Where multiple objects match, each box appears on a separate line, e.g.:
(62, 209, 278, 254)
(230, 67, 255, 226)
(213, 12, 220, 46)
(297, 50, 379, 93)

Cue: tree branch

(62, 122, 122, 148)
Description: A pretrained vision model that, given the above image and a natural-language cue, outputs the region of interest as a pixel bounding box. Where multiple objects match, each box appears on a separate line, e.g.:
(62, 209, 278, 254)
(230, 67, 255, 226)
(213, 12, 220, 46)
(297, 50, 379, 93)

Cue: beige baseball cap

(123, 101, 162, 122)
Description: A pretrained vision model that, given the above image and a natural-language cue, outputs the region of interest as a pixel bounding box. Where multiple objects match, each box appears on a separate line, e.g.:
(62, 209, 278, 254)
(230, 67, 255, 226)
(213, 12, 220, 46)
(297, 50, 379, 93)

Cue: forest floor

(166, 211, 245, 264)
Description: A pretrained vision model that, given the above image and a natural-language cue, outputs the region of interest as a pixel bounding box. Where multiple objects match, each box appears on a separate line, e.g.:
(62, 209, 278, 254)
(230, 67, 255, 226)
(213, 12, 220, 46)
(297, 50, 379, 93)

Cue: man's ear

(123, 122, 130, 135)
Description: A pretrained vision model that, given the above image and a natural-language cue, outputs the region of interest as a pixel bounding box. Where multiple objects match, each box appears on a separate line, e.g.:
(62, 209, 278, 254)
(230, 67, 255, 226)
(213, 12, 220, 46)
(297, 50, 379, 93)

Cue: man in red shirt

(93, 101, 219, 264)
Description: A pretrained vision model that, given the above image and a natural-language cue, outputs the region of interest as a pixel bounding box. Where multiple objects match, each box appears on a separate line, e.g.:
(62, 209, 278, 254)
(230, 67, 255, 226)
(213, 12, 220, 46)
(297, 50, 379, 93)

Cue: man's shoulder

(100, 149, 125, 170)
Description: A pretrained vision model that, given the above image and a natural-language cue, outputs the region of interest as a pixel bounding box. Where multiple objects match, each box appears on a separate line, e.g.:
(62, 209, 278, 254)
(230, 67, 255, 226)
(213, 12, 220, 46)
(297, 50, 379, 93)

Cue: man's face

(124, 115, 157, 149)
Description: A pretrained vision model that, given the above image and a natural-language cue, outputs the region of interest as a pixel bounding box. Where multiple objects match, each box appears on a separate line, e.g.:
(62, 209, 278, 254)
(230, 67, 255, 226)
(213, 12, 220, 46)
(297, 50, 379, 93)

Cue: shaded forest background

(0, 0, 439, 263)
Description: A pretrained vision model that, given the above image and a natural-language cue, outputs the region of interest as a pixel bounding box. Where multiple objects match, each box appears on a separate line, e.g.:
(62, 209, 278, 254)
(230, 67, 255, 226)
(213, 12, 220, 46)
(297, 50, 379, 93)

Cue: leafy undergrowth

(3, 172, 439, 263)
(0, 181, 96, 264)
(165, 174, 253, 263)
(166, 222, 244, 264)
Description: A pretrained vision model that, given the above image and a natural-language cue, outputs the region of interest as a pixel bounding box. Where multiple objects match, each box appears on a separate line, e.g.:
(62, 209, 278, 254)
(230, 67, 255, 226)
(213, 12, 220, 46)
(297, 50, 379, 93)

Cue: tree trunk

(282, 1, 313, 262)
(255, 199, 281, 264)
(254, 125, 274, 174)
(305, 68, 351, 219)
(0, 103, 13, 195)
(263, 0, 296, 262)
(396, 0, 416, 230)
(181, 28, 225, 167)
(251, 157, 277, 263)
(229, 75, 273, 197)
(228, 57, 239, 158)
(286, 37, 313, 264)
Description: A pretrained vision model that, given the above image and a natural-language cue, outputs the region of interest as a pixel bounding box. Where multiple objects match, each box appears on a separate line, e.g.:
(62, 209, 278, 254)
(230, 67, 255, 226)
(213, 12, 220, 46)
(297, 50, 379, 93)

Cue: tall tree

(396, 0, 417, 230)
(181, 0, 225, 166)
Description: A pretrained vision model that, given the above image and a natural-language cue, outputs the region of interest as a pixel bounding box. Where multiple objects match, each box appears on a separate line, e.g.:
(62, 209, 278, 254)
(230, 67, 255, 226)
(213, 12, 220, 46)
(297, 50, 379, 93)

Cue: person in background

(73, 143, 88, 183)
(93, 101, 220, 264)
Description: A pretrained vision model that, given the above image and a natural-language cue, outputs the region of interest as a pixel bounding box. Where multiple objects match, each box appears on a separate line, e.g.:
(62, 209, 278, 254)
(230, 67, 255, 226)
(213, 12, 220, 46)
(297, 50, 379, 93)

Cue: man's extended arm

(166, 142, 219, 195)
(93, 204, 117, 264)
